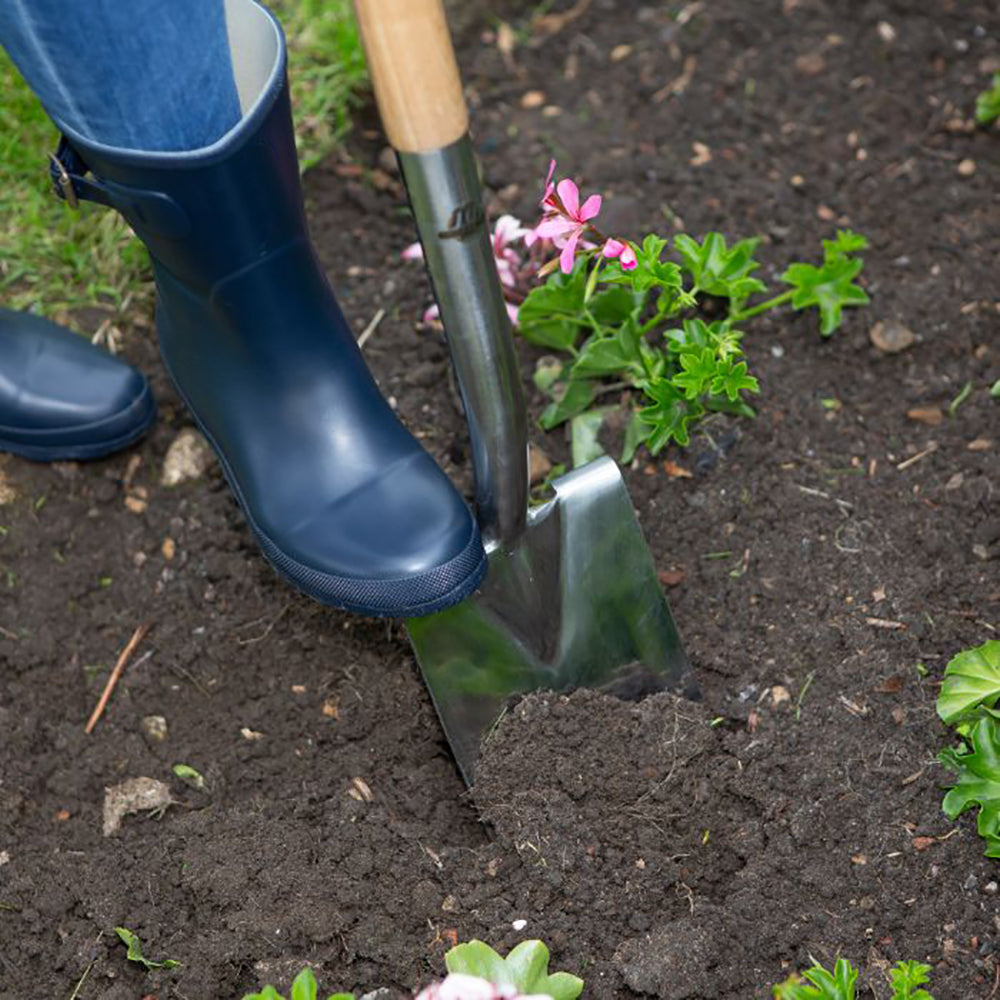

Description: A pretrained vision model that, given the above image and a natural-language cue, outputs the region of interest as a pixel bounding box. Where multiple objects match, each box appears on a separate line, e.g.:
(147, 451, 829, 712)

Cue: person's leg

(0, 0, 240, 151)
(0, 0, 487, 616)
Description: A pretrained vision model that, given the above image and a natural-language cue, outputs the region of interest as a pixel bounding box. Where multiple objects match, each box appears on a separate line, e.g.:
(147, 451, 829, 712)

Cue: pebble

(957, 158, 977, 177)
(985, 881, 998, 894)
(869, 319, 915, 354)
(964, 874, 979, 891)
(161, 428, 213, 487)
(512, 918, 528, 931)
(140, 715, 169, 743)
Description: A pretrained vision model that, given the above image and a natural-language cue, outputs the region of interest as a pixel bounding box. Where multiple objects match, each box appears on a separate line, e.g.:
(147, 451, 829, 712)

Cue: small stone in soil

(869, 319, 915, 354)
(140, 715, 169, 743)
(161, 428, 213, 486)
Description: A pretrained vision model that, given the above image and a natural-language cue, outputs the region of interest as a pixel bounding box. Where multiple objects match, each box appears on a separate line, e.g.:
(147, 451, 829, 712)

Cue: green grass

(0, 0, 367, 318)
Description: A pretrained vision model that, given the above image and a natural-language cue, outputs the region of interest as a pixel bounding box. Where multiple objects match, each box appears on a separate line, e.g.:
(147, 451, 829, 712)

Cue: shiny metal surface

(408, 457, 695, 784)
(398, 138, 528, 547)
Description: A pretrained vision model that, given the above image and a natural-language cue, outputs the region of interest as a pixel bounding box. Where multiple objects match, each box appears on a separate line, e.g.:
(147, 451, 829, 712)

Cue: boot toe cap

(253, 453, 487, 617)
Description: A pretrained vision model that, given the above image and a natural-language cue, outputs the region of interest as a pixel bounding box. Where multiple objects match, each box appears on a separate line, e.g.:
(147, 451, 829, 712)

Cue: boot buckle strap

(48, 137, 191, 240)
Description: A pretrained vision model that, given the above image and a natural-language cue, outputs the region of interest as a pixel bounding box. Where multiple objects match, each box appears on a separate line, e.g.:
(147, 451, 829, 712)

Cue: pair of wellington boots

(5, 0, 486, 617)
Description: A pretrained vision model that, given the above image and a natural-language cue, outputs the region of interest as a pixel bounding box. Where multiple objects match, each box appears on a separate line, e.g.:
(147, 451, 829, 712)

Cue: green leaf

(447, 939, 583, 1000)
(172, 763, 206, 790)
(939, 714, 1000, 857)
(539, 378, 597, 430)
(621, 409, 654, 464)
(240, 969, 354, 1000)
(518, 264, 589, 351)
(603, 234, 682, 294)
(571, 324, 640, 378)
(671, 347, 718, 400)
(588, 286, 643, 327)
(533, 357, 565, 393)
(710, 357, 759, 402)
(975, 72, 1000, 125)
(772, 958, 858, 999)
(822, 229, 869, 259)
(290, 968, 318, 1000)
(991, 379, 1000, 399)
(781, 255, 869, 336)
(639, 380, 704, 451)
(242, 988, 285, 1000)
(673, 232, 763, 299)
(445, 941, 520, 987)
(937, 640, 1000, 725)
(889, 960, 934, 1000)
(570, 408, 612, 467)
(114, 927, 180, 971)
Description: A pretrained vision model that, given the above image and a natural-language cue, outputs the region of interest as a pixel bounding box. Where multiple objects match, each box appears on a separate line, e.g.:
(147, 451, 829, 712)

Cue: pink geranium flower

(415, 973, 552, 1000)
(602, 238, 637, 271)
(529, 175, 602, 274)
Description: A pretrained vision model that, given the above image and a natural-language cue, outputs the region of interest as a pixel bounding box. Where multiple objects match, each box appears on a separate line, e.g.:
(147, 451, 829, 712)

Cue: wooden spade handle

(352, 0, 469, 153)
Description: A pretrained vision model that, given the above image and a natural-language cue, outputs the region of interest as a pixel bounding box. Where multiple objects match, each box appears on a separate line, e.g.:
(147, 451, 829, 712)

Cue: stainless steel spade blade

(408, 456, 694, 784)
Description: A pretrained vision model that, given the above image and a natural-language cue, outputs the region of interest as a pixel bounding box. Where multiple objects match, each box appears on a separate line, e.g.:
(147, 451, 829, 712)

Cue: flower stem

(730, 289, 794, 322)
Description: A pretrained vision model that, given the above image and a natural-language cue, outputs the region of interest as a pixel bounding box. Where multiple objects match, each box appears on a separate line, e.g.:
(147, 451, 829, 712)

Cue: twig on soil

(357, 307, 386, 349)
(236, 603, 290, 645)
(896, 443, 937, 471)
(795, 483, 854, 515)
(865, 616, 906, 630)
(84, 624, 152, 734)
(0, 624, 17, 640)
(987, 962, 1000, 1000)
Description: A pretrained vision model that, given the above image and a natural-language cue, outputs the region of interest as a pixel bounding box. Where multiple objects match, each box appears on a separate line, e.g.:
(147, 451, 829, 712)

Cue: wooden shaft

(352, 0, 468, 154)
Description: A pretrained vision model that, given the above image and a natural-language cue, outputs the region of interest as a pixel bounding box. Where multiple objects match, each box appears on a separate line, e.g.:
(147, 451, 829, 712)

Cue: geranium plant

(516, 163, 868, 460)
(936, 639, 1000, 857)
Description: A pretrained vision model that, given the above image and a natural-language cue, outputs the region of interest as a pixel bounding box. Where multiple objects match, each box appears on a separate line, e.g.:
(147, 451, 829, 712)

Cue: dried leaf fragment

(103, 777, 173, 837)
(906, 407, 943, 426)
(348, 777, 374, 802)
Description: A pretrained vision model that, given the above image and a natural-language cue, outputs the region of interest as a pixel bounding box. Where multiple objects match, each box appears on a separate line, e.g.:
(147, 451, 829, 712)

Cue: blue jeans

(0, 0, 242, 152)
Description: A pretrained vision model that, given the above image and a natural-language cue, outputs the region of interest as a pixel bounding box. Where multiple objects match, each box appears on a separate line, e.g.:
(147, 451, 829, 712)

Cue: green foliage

(773, 959, 935, 1000)
(936, 640, 1000, 725)
(114, 927, 180, 971)
(172, 762, 207, 790)
(270, 0, 368, 169)
(0, 1, 366, 315)
(521, 230, 864, 459)
(889, 960, 934, 1000)
(445, 939, 584, 1000)
(242, 966, 354, 1000)
(772, 957, 858, 999)
(976, 72, 1000, 125)
(938, 715, 1000, 858)
(781, 231, 870, 336)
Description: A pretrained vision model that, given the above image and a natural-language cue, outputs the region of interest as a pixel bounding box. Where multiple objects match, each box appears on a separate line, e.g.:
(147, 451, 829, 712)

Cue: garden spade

(353, 0, 697, 783)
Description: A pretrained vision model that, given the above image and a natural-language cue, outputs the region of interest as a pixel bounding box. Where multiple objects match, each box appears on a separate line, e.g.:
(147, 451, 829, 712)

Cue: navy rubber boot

(0, 307, 155, 461)
(47, 1, 485, 617)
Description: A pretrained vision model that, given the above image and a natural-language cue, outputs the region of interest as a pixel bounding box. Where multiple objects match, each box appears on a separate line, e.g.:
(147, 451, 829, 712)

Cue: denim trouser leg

(0, 0, 242, 152)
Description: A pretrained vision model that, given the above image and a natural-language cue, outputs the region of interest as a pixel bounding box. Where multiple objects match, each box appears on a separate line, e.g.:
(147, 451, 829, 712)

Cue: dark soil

(2, 1, 999, 998)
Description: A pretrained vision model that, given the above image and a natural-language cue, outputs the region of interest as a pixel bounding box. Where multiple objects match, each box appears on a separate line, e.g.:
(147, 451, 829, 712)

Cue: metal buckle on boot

(48, 152, 79, 209)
